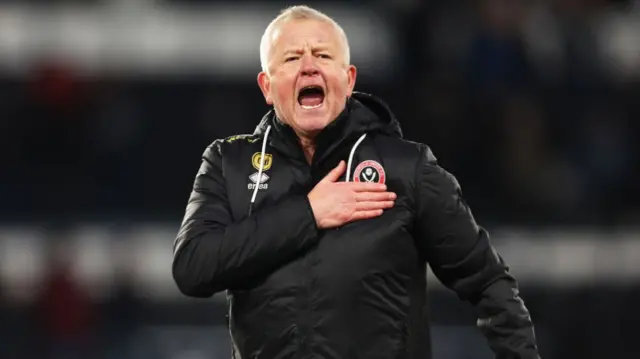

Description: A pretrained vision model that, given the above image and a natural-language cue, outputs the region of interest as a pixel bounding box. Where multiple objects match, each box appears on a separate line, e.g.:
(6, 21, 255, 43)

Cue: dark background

(0, 0, 639, 358)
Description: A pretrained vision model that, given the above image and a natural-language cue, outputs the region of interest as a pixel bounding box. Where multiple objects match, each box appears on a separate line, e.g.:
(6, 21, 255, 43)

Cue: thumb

(321, 160, 346, 183)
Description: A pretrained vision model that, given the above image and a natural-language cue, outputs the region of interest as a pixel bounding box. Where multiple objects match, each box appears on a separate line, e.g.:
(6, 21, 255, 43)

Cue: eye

(285, 56, 299, 62)
(318, 54, 332, 59)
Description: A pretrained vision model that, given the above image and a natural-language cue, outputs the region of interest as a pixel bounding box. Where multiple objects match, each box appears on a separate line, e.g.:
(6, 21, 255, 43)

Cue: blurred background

(0, 0, 639, 358)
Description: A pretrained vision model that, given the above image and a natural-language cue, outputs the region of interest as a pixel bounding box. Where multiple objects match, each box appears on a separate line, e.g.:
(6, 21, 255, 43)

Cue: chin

(293, 105, 333, 133)
(294, 117, 331, 134)
(303, 116, 333, 131)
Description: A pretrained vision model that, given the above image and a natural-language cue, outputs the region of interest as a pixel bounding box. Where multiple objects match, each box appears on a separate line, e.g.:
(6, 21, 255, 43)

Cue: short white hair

(259, 5, 351, 75)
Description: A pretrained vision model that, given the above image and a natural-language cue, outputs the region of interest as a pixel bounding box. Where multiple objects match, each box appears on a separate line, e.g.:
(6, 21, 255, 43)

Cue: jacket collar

(254, 92, 403, 166)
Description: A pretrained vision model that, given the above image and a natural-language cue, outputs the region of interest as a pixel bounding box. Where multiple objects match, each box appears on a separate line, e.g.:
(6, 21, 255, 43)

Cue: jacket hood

(252, 91, 403, 166)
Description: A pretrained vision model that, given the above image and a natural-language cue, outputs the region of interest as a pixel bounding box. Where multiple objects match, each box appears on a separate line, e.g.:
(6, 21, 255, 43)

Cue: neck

(298, 136, 316, 164)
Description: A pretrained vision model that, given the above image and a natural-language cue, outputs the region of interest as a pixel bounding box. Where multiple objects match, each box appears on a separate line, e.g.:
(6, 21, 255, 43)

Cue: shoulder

(372, 134, 435, 165)
(203, 133, 263, 160)
(221, 134, 262, 145)
(371, 135, 446, 192)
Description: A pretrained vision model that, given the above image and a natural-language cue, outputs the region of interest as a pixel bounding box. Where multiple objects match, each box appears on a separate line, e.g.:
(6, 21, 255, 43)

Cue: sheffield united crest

(354, 160, 386, 184)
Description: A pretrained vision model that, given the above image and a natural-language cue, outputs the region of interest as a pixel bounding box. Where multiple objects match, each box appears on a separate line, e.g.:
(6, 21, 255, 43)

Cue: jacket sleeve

(413, 145, 540, 359)
(172, 141, 319, 298)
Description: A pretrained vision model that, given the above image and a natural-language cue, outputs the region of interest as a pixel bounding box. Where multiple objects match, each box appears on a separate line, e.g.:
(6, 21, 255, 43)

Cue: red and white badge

(354, 160, 386, 184)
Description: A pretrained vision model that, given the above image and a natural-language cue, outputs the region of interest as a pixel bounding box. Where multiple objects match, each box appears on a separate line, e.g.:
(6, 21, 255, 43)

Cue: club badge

(353, 160, 386, 184)
(248, 152, 272, 190)
(252, 152, 273, 171)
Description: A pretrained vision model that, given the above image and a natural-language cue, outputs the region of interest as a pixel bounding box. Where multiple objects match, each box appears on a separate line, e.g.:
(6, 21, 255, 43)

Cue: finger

(350, 209, 384, 221)
(355, 201, 395, 211)
(350, 182, 387, 192)
(320, 160, 346, 183)
(355, 192, 397, 202)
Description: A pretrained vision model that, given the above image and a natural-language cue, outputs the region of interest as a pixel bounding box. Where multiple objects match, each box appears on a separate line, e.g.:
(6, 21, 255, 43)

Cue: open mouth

(297, 85, 325, 109)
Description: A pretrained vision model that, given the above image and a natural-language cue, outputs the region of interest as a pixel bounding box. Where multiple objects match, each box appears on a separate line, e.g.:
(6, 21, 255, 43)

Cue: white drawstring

(251, 125, 272, 206)
(345, 133, 367, 182)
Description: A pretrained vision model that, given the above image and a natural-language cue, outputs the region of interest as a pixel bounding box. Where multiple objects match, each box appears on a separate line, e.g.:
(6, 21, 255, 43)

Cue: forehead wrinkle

(277, 37, 336, 57)
(282, 43, 330, 54)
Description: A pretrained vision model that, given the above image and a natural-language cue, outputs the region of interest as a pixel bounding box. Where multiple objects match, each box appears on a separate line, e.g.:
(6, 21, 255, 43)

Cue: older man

(172, 5, 540, 359)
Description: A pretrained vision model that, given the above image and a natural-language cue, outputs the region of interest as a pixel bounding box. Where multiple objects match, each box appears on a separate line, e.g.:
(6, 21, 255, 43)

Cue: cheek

(272, 76, 295, 103)
(275, 86, 293, 105)
(328, 73, 349, 96)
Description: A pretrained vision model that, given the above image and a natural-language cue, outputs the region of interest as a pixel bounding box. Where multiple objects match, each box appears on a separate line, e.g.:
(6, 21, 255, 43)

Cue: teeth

(301, 103, 322, 109)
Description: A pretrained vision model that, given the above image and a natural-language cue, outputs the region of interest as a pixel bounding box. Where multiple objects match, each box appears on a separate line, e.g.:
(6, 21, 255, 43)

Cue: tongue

(299, 93, 323, 107)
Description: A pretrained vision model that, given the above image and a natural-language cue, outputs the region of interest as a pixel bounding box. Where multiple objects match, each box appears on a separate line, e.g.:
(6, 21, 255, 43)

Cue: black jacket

(172, 92, 540, 359)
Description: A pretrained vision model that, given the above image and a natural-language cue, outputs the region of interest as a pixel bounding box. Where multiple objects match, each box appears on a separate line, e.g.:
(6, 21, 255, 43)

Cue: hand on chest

(229, 146, 407, 219)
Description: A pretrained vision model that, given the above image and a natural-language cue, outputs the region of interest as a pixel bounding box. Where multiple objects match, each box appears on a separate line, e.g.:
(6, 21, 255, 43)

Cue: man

(173, 5, 540, 359)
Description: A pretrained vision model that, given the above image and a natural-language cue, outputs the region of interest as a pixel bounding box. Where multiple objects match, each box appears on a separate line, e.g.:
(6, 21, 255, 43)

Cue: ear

(257, 71, 273, 105)
(345, 64, 357, 97)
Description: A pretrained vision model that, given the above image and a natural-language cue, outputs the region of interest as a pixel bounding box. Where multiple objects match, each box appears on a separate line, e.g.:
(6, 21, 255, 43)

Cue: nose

(300, 54, 319, 76)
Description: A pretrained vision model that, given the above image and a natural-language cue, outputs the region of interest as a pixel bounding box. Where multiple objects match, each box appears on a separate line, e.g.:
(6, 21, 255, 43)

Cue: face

(257, 19, 357, 139)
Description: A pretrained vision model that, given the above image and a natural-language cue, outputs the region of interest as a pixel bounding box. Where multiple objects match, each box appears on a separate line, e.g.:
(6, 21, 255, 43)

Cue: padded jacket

(172, 92, 540, 359)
